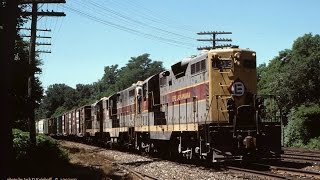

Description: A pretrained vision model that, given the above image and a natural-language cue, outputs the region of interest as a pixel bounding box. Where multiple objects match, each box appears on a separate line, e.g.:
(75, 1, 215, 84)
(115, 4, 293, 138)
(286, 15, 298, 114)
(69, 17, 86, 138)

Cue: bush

(284, 103, 320, 148)
(12, 129, 30, 161)
(306, 137, 320, 150)
(12, 129, 69, 176)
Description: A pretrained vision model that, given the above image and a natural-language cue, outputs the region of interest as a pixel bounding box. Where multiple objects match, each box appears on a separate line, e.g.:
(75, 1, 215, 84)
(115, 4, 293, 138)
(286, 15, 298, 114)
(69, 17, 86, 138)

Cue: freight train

(37, 46, 282, 162)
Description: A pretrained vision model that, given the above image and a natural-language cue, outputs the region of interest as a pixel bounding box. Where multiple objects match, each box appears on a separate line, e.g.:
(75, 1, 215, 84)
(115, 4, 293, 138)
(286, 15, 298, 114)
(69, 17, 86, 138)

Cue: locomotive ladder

(217, 69, 232, 121)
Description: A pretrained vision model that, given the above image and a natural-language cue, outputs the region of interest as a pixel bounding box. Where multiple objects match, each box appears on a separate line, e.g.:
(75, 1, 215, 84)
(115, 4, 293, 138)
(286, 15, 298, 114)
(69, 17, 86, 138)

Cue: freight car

(39, 46, 282, 162)
(36, 119, 45, 134)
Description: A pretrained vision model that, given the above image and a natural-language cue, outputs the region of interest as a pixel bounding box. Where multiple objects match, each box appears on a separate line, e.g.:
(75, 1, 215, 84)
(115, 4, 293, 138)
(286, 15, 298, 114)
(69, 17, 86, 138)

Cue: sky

(21, 0, 320, 90)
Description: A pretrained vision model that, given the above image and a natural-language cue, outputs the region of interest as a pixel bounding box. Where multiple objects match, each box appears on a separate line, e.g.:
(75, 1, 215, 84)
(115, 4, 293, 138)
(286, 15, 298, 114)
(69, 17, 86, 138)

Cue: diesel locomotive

(38, 46, 282, 162)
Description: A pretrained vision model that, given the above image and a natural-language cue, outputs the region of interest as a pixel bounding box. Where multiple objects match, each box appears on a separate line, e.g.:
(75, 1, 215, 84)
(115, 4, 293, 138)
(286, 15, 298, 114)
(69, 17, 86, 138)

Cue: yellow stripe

(85, 129, 99, 136)
(103, 127, 129, 132)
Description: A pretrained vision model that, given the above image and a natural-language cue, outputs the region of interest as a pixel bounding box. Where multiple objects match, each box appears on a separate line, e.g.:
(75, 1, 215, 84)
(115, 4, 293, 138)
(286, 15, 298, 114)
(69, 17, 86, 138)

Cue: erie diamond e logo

(229, 80, 246, 96)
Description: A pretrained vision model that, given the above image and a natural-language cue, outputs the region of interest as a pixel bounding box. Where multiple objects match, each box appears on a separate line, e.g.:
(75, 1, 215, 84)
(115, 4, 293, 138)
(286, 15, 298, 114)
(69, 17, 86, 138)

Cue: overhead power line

(82, 0, 195, 41)
(64, 5, 196, 49)
(118, 0, 195, 32)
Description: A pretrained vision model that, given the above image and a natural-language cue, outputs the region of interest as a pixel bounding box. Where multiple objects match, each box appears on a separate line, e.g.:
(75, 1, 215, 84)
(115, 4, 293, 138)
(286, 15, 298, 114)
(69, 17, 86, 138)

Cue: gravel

(59, 140, 247, 180)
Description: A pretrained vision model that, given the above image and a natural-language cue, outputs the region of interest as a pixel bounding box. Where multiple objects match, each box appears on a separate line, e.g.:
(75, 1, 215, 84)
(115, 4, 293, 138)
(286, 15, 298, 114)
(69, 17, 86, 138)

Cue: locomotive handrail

(219, 83, 230, 87)
(149, 91, 161, 107)
(218, 71, 231, 74)
(218, 96, 232, 99)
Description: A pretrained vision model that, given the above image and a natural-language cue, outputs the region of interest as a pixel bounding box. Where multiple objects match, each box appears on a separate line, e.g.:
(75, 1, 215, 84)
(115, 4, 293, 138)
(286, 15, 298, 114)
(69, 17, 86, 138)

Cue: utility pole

(197, 31, 232, 50)
(28, 2, 38, 146)
(20, 0, 65, 145)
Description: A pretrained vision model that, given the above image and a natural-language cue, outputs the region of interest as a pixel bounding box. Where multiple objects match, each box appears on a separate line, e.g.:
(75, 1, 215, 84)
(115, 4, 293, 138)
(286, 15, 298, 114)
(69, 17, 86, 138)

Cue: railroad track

(270, 166, 320, 179)
(282, 154, 320, 164)
(282, 148, 320, 164)
(62, 142, 159, 180)
(283, 147, 320, 154)
(61, 140, 320, 179)
(226, 166, 287, 179)
(118, 164, 158, 180)
(227, 163, 320, 180)
(90, 149, 159, 180)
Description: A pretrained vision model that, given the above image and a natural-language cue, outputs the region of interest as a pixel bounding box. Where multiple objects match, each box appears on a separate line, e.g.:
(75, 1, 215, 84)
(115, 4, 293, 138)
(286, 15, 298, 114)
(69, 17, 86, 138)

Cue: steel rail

(226, 166, 287, 179)
(270, 166, 320, 179)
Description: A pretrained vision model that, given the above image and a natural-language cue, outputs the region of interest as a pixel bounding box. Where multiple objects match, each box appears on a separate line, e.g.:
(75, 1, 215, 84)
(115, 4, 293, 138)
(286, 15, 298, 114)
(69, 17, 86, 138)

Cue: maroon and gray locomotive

(38, 47, 282, 162)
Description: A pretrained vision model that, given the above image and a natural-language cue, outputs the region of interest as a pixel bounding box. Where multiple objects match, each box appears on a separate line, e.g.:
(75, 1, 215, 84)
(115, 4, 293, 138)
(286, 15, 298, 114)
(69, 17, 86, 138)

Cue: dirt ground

(58, 141, 135, 180)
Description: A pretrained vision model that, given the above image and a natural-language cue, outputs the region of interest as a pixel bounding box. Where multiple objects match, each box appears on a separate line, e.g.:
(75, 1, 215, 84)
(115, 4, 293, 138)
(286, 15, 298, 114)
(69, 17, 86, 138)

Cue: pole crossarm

(19, 0, 65, 4)
(22, 11, 66, 16)
(36, 50, 51, 53)
(36, 43, 51, 45)
(197, 38, 232, 42)
(21, 35, 51, 38)
(197, 31, 233, 50)
(197, 31, 232, 35)
(18, 28, 51, 31)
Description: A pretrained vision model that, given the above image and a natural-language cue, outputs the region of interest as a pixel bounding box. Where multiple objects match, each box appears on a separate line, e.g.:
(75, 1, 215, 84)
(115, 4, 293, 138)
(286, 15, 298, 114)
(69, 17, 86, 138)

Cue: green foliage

(13, 129, 69, 162)
(41, 84, 78, 117)
(258, 34, 320, 150)
(37, 53, 165, 118)
(117, 54, 164, 90)
(52, 106, 68, 117)
(306, 137, 320, 150)
(4, 4, 45, 130)
(12, 37, 44, 131)
(35, 134, 69, 163)
(76, 83, 95, 100)
(284, 103, 320, 147)
(258, 33, 320, 123)
(101, 64, 119, 85)
(12, 129, 30, 160)
(12, 129, 69, 176)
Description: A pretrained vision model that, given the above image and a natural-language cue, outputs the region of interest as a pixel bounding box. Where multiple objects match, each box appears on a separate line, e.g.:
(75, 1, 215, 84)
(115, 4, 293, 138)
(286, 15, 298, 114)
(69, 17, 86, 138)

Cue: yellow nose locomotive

(143, 46, 282, 161)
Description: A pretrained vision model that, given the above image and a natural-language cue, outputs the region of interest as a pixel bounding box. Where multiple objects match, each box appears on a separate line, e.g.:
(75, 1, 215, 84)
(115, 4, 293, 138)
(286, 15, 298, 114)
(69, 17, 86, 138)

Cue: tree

(1, 1, 43, 177)
(258, 33, 320, 149)
(37, 53, 165, 119)
(258, 34, 320, 115)
(41, 84, 77, 117)
(12, 38, 44, 130)
(284, 103, 320, 147)
(8, 7, 44, 130)
(101, 64, 118, 85)
(116, 53, 165, 90)
(76, 83, 94, 100)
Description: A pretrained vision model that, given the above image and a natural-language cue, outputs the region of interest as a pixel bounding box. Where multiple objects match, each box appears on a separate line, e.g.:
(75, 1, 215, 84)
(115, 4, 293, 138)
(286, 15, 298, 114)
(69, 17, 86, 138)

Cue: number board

(212, 59, 232, 69)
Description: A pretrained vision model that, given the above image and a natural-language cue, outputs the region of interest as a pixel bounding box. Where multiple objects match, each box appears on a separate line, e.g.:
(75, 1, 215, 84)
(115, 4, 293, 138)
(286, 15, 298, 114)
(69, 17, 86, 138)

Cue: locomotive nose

(243, 135, 256, 149)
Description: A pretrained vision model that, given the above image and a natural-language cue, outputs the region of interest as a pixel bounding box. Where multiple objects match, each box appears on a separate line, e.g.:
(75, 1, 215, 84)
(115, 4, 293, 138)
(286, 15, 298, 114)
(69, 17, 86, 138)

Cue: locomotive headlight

(234, 52, 241, 65)
(234, 52, 241, 59)
(252, 53, 256, 57)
